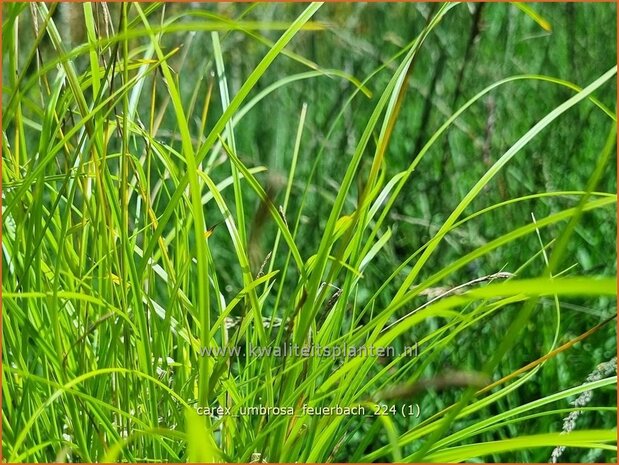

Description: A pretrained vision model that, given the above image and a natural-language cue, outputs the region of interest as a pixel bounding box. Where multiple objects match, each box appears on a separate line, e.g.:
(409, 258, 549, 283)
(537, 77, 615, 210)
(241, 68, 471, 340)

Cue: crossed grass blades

(2, 2, 617, 463)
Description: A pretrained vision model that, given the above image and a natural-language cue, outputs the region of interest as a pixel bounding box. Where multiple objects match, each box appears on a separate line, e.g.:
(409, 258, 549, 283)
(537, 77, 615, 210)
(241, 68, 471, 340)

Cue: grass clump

(2, 2, 617, 462)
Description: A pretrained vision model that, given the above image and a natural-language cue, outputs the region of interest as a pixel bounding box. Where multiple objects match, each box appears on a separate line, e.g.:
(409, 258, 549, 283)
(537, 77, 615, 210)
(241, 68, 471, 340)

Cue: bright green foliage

(2, 2, 616, 463)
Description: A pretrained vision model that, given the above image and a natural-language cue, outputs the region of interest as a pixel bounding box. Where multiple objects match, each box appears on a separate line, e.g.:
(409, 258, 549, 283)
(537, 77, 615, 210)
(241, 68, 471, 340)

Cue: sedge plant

(2, 2, 616, 463)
